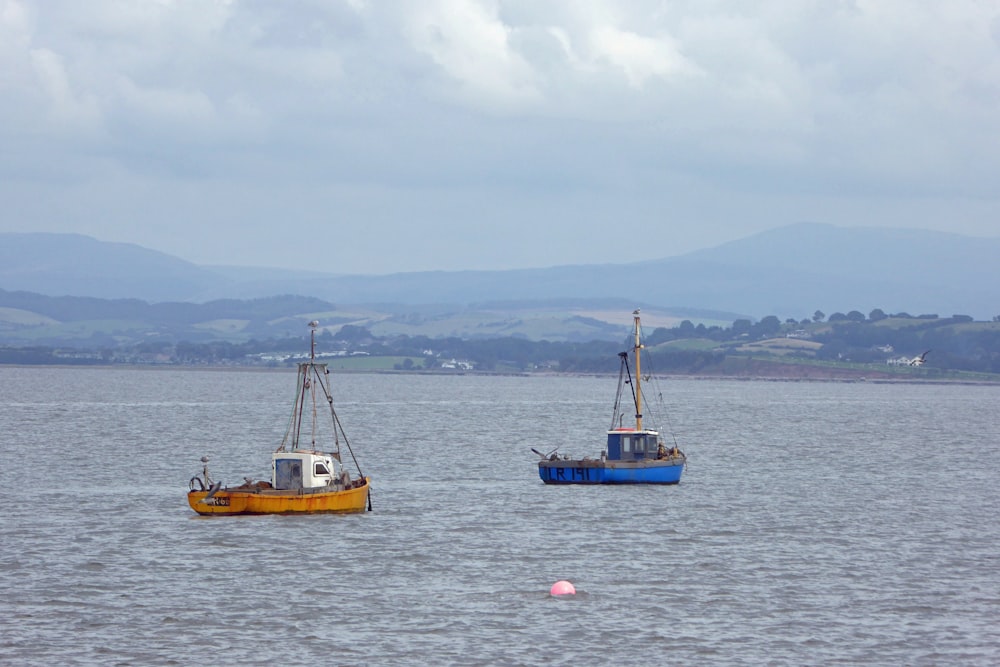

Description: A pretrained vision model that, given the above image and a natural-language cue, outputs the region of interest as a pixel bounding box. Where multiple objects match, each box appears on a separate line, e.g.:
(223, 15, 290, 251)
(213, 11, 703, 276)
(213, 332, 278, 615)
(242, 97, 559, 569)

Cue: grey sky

(2, 0, 999, 274)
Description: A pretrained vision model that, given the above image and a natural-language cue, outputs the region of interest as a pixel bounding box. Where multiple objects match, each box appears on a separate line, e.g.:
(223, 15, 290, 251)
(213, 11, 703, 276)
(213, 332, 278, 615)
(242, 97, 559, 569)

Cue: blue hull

(538, 459, 684, 485)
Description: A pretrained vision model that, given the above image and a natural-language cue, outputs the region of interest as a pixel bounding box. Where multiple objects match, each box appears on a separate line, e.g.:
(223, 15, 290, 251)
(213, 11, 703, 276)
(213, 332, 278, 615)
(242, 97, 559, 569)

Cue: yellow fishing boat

(187, 321, 371, 515)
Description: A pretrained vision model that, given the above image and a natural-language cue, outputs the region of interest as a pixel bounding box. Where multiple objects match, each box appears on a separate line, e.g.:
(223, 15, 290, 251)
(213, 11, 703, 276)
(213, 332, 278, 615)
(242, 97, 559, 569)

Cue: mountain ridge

(2, 224, 998, 320)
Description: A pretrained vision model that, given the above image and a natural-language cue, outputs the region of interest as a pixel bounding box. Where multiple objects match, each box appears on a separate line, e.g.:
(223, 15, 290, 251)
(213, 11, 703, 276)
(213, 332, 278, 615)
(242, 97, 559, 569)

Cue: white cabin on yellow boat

(273, 450, 351, 490)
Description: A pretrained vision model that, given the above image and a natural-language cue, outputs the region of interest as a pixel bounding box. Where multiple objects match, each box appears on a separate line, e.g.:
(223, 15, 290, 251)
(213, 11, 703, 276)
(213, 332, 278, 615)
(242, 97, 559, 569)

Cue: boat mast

(309, 320, 318, 361)
(308, 321, 319, 448)
(633, 309, 643, 431)
(292, 321, 320, 449)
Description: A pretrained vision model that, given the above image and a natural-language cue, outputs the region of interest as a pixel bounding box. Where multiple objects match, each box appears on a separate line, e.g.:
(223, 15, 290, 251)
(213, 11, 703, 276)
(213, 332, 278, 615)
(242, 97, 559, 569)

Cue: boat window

(621, 436, 632, 454)
(314, 463, 330, 476)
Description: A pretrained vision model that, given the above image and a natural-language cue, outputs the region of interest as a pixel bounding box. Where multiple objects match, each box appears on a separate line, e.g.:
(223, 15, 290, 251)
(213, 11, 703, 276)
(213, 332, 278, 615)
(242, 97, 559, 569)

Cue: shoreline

(2, 362, 998, 385)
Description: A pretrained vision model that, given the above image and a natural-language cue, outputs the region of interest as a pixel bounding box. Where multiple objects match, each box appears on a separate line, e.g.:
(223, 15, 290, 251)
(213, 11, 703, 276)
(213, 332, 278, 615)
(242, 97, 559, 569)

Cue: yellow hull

(187, 478, 370, 516)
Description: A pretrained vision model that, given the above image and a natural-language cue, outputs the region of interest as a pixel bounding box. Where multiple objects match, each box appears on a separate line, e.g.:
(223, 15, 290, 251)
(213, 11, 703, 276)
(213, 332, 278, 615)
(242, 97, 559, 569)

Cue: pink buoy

(550, 580, 576, 596)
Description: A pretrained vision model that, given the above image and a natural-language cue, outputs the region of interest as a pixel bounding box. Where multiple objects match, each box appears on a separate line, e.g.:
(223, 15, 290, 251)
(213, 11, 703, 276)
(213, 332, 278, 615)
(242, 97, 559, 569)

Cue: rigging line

(315, 367, 363, 476)
(279, 364, 306, 451)
(323, 369, 340, 448)
(307, 365, 339, 448)
(635, 327, 656, 427)
(293, 362, 311, 450)
(313, 367, 341, 448)
(639, 343, 663, 427)
(619, 322, 639, 420)
(644, 361, 664, 421)
(663, 409, 680, 448)
(308, 359, 371, 510)
(621, 352, 639, 422)
(639, 344, 680, 446)
(636, 326, 667, 414)
(611, 354, 627, 429)
(310, 363, 319, 447)
(332, 408, 365, 479)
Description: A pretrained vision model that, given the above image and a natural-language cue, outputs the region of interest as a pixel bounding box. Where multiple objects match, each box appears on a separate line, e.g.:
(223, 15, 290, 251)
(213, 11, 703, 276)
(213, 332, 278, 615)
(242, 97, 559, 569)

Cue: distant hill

(2, 224, 999, 321)
(0, 290, 730, 345)
(0, 290, 351, 346)
(667, 223, 1000, 318)
(0, 233, 223, 301)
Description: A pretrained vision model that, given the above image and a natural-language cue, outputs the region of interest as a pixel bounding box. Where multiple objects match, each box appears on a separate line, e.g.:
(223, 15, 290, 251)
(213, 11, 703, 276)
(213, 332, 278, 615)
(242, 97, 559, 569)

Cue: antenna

(308, 320, 319, 360)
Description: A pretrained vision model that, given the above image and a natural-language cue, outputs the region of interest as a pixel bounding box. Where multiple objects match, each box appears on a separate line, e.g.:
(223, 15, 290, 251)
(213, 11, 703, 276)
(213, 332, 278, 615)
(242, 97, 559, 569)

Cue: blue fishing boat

(536, 309, 686, 485)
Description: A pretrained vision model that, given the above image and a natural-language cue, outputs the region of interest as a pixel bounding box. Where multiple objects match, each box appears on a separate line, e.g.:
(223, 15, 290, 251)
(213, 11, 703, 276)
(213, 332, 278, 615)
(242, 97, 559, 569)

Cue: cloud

(29, 47, 102, 128)
(0, 0, 998, 272)
(587, 25, 698, 88)
(402, 0, 543, 109)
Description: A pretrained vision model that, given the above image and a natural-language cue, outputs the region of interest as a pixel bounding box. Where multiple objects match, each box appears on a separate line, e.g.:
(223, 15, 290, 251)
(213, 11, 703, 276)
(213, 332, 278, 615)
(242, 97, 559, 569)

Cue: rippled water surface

(1, 367, 998, 666)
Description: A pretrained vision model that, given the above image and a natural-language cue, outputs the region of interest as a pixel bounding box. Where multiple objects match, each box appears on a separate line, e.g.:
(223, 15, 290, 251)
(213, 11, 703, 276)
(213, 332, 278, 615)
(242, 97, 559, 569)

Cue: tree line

(4, 309, 999, 375)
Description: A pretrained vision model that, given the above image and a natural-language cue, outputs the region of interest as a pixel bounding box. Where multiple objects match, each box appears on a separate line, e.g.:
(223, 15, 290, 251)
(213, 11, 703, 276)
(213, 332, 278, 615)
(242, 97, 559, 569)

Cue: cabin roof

(606, 428, 659, 435)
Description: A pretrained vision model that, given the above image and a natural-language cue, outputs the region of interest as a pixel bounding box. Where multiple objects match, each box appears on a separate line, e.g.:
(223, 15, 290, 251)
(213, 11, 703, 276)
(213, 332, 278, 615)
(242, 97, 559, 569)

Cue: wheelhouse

(606, 429, 661, 461)
(272, 450, 339, 490)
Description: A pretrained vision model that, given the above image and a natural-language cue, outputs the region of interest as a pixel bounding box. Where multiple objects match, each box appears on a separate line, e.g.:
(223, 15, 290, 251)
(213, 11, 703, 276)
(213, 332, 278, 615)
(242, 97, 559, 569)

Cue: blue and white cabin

(607, 428, 661, 461)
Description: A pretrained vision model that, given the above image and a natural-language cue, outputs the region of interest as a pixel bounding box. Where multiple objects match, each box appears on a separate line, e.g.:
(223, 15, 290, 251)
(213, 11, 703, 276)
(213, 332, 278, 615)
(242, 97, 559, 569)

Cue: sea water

(1, 367, 998, 666)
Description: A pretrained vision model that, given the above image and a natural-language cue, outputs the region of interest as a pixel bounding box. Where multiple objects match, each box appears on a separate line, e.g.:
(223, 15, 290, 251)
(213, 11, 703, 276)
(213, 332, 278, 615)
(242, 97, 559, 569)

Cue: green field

(317, 356, 428, 371)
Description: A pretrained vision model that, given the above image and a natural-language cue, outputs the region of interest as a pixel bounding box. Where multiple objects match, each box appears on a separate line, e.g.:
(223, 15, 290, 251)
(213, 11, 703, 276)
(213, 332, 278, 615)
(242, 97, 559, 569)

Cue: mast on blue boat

(633, 309, 643, 431)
